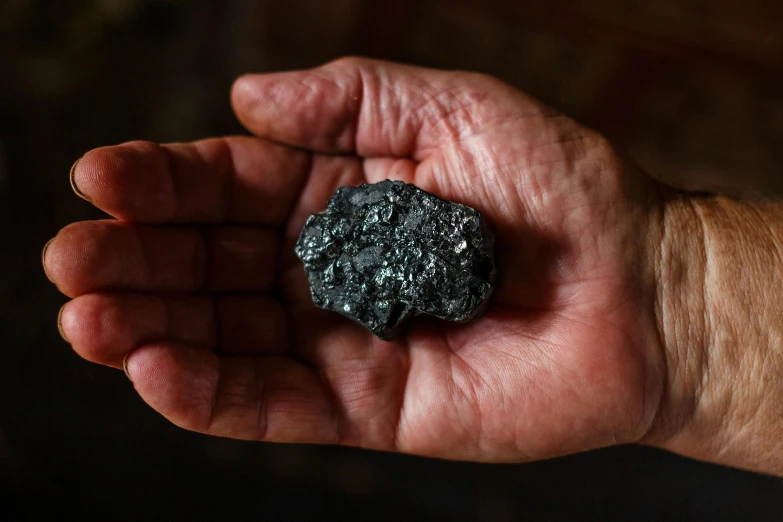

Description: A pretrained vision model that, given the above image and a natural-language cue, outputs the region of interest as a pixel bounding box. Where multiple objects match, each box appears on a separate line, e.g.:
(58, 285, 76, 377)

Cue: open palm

(45, 58, 666, 462)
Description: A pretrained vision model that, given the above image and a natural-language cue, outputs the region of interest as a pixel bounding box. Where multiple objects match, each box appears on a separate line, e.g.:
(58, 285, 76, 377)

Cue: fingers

(125, 344, 338, 443)
(71, 137, 311, 224)
(61, 294, 212, 368)
(231, 57, 523, 159)
(44, 221, 277, 297)
(61, 293, 289, 368)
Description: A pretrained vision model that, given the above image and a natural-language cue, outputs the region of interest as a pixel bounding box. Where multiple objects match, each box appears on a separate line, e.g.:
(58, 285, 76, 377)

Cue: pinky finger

(125, 343, 340, 444)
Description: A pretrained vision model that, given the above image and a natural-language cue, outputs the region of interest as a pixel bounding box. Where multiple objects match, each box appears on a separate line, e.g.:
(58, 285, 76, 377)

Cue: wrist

(645, 190, 783, 475)
(644, 190, 711, 449)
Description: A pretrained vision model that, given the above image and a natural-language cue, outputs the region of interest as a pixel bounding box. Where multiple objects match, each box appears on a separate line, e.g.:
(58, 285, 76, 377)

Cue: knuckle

(325, 55, 370, 70)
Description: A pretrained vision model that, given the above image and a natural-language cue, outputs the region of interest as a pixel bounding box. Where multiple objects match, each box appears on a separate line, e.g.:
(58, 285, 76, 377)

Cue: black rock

(295, 180, 496, 340)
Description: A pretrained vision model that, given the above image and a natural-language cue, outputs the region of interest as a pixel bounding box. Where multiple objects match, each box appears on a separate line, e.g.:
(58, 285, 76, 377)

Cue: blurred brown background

(2, 0, 782, 520)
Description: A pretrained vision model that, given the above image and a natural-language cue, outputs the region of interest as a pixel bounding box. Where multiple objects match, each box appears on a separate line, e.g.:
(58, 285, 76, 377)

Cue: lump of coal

(295, 180, 496, 340)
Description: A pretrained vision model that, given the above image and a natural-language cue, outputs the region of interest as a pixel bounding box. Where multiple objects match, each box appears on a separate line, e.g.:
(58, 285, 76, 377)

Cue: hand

(43, 58, 667, 462)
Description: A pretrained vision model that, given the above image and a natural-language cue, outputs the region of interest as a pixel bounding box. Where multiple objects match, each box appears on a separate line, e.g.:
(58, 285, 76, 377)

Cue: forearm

(648, 190, 783, 475)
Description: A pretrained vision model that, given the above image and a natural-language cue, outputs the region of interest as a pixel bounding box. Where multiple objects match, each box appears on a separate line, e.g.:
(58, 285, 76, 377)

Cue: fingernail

(122, 352, 134, 382)
(57, 304, 69, 342)
(42, 237, 55, 282)
(69, 157, 89, 201)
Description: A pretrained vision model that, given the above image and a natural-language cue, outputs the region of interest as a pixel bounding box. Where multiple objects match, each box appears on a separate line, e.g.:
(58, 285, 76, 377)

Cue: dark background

(2, 0, 783, 520)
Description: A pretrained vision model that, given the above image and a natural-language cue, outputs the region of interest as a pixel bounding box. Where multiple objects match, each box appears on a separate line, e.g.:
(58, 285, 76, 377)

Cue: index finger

(71, 136, 311, 225)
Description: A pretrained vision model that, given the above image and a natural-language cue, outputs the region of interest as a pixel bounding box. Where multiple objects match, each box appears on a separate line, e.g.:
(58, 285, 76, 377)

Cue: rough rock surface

(295, 180, 496, 340)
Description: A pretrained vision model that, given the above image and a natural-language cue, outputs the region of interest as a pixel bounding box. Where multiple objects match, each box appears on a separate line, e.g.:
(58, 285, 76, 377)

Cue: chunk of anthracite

(295, 180, 496, 340)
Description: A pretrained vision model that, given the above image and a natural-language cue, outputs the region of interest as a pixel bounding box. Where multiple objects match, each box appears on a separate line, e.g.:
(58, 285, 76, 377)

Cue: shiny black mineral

(295, 180, 496, 340)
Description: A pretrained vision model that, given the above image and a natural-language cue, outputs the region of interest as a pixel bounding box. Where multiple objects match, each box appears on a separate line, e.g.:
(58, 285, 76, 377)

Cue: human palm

(45, 58, 666, 462)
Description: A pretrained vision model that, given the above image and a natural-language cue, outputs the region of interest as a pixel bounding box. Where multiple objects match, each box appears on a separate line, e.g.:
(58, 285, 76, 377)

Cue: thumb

(230, 57, 526, 159)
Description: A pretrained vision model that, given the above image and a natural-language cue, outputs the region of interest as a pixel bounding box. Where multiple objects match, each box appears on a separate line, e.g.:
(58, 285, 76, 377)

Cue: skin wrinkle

(283, 152, 316, 236)
(173, 352, 218, 428)
(216, 139, 239, 223)
(209, 358, 262, 439)
(211, 296, 223, 354)
(193, 227, 209, 293)
(159, 295, 172, 345)
(277, 154, 317, 302)
(252, 359, 266, 439)
(130, 225, 154, 290)
(458, 112, 543, 159)
(441, 342, 484, 454)
(353, 357, 404, 449)
(642, 186, 670, 444)
(688, 199, 712, 438)
(537, 198, 638, 233)
(509, 140, 608, 232)
(316, 364, 346, 446)
(314, 73, 355, 152)
(440, 86, 479, 137)
(267, 229, 282, 295)
(750, 203, 783, 267)
(483, 150, 523, 220)
(391, 336, 411, 452)
(399, 85, 435, 154)
(374, 75, 417, 157)
(505, 157, 544, 222)
(221, 380, 261, 430)
(158, 143, 182, 221)
(424, 86, 480, 146)
(203, 353, 223, 433)
(291, 77, 321, 109)
(737, 344, 764, 427)
(399, 71, 458, 152)
(363, 69, 496, 159)
(453, 84, 553, 147)
(528, 342, 577, 391)
(717, 368, 746, 457)
(349, 64, 372, 154)
(531, 132, 593, 169)
(474, 142, 523, 222)
(438, 148, 476, 207)
(334, 361, 379, 412)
